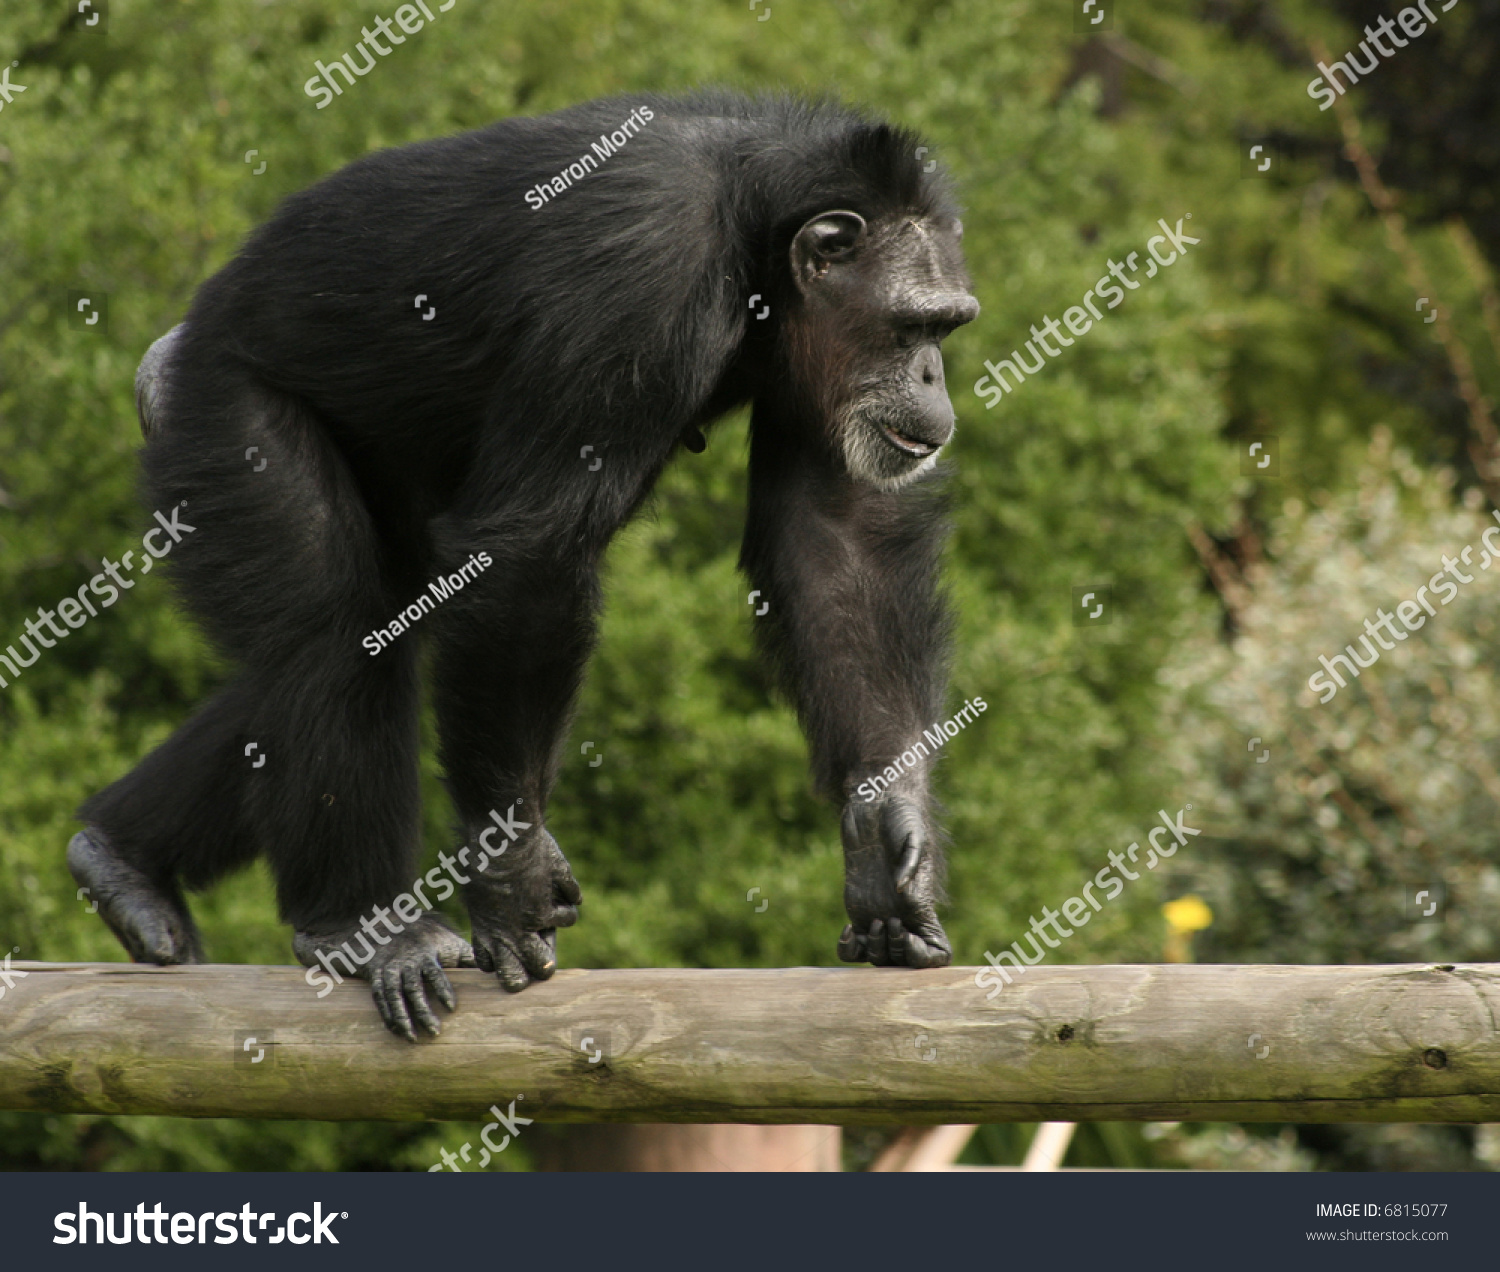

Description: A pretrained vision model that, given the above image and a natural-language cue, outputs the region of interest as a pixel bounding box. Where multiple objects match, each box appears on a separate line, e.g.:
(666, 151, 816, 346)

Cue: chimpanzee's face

(789, 210, 978, 488)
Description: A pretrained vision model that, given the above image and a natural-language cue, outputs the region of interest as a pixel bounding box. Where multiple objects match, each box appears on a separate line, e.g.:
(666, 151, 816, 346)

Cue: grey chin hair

(840, 410, 945, 490)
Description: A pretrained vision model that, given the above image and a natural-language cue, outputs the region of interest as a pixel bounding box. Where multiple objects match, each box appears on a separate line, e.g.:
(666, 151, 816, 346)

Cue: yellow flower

(1162, 895, 1213, 934)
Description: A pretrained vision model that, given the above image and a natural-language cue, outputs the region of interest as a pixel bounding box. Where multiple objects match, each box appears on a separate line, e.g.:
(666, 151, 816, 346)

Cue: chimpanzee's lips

(880, 423, 942, 457)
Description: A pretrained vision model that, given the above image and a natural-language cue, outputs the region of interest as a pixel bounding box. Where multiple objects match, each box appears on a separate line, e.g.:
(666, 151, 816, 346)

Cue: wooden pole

(1, 962, 1497, 1124)
(532, 1125, 842, 1171)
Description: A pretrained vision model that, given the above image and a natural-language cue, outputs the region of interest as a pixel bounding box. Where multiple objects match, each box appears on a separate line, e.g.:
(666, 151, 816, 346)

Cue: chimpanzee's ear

(790, 211, 868, 292)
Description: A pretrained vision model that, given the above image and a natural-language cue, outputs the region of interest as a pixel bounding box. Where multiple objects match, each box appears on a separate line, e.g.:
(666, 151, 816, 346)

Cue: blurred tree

(1163, 429, 1500, 1168)
(1324, 0, 1500, 267)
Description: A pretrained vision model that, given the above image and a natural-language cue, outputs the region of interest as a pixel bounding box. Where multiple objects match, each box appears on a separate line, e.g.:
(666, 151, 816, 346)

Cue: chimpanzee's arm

(739, 429, 953, 968)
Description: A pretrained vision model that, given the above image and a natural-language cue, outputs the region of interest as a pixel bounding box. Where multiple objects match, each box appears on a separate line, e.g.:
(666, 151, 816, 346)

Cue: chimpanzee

(69, 91, 979, 1039)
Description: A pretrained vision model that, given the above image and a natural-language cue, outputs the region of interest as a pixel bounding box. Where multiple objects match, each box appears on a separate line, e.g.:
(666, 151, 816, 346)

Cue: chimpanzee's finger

(838, 924, 866, 962)
(402, 963, 443, 1036)
(424, 956, 458, 1012)
(373, 968, 416, 1041)
(489, 940, 532, 992)
(517, 930, 558, 980)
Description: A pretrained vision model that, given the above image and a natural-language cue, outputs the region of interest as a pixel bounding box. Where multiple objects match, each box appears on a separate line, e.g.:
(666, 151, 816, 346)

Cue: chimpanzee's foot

(464, 826, 582, 993)
(838, 792, 951, 968)
(66, 827, 205, 964)
(294, 913, 476, 1042)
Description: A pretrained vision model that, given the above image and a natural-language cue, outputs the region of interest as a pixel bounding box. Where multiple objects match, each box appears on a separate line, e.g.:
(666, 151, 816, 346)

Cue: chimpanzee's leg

(73, 348, 473, 1035)
(425, 523, 589, 995)
(740, 419, 954, 968)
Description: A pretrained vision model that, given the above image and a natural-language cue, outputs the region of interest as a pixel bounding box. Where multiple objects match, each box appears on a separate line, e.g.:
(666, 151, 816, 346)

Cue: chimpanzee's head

(788, 209, 978, 489)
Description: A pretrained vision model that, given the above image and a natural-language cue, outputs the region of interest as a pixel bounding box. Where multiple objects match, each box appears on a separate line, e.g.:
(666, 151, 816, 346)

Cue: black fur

(72, 91, 978, 1037)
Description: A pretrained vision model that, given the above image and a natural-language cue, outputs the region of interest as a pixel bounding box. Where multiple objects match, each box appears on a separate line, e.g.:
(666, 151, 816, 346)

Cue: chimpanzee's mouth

(880, 423, 942, 457)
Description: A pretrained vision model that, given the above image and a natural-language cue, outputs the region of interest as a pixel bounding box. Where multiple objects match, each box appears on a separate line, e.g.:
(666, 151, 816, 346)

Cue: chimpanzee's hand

(838, 789, 951, 968)
(463, 825, 582, 993)
(294, 913, 476, 1042)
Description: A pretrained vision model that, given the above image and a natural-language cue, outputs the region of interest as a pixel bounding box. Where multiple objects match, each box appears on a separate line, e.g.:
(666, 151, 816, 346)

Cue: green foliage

(1165, 430, 1500, 967)
(2, 0, 1497, 1170)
